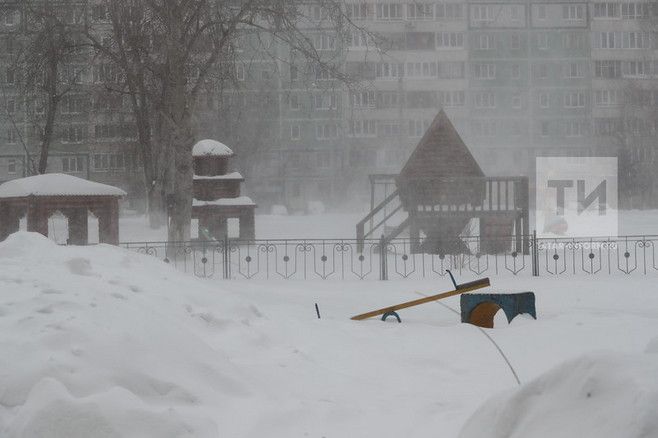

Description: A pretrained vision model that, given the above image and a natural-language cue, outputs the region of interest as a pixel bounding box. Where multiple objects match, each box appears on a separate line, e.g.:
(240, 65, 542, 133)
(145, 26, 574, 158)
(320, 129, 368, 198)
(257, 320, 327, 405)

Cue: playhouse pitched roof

(399, 110, 484, 181)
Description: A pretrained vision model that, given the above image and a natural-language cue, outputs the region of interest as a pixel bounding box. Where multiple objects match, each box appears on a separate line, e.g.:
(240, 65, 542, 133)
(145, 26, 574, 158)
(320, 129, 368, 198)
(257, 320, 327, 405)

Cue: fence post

(531, 230, 539, 277)
(223, 234, 230, 279)
(380, 234, 388, 281)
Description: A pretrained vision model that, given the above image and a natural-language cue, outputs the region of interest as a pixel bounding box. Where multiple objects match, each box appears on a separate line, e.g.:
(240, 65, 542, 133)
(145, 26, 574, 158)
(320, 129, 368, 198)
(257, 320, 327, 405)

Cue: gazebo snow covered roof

(0, 173, 126, 198)
(0, 174, 125, 245)
(192, 139, 234, 157)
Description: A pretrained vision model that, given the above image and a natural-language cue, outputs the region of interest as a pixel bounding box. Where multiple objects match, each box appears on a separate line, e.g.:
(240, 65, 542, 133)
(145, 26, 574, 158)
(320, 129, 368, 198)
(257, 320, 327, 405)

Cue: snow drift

(0, 233, 257, 437)
(459, 350, 658, 438)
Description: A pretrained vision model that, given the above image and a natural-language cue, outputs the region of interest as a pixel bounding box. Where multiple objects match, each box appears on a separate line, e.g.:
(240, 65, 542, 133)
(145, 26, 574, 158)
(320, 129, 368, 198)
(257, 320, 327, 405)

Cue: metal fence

(120, 233, 658, 280)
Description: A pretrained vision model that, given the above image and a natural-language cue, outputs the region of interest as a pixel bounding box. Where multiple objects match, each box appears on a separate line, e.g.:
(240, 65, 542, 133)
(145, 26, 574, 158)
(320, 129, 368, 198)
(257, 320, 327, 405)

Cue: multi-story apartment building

(1, 1, 657, 212)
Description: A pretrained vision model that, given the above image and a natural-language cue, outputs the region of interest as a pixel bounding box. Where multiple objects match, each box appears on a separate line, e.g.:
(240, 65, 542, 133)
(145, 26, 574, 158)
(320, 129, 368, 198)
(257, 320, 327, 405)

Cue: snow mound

(192, 139, 233, 157)
(459, 352, 658, 438)
(0, 173, 126, 198)
(0, 232, 260, 437)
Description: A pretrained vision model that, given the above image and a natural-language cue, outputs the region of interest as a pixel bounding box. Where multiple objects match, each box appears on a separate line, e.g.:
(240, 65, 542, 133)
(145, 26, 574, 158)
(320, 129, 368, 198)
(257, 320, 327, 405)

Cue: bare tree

(83, 0, 368, 242)
(13, 0, 86, 174)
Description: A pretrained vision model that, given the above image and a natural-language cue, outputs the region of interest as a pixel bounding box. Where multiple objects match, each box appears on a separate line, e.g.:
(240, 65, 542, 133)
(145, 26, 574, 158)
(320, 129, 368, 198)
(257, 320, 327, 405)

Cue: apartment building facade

(1, 1, 657, 211)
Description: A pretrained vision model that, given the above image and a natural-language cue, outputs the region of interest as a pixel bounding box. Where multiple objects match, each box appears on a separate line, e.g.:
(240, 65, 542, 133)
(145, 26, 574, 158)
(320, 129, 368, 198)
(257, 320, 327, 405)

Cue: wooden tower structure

(191, 140, 256, 240)
(357, 110, 529, 254)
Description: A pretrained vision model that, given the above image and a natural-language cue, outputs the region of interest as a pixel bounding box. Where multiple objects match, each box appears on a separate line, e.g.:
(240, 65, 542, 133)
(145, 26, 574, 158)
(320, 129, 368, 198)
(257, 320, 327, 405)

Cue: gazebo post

(27, 198, 48, 237)
(239, 210, 255, 240)
(98, 199, 119, 245)
(68, 208, 89, 245)
(0, 203, 20, 240)
(212, 216, 228, 240)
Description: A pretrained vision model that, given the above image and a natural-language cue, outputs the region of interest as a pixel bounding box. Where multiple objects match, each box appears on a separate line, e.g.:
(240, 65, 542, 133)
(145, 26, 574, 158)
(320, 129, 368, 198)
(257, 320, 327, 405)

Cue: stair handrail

(356, 189, 400, 242)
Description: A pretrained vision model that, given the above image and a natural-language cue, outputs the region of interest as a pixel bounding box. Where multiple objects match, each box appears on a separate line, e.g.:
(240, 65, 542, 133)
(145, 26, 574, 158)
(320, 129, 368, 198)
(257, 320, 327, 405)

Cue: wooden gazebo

(191, 139, 256, 240)
(0, 174, 126, 245)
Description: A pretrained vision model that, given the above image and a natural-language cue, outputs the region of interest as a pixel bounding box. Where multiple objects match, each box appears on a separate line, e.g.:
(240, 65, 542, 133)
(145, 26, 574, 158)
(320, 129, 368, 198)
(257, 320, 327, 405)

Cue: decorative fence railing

(120, 233, 658, 280)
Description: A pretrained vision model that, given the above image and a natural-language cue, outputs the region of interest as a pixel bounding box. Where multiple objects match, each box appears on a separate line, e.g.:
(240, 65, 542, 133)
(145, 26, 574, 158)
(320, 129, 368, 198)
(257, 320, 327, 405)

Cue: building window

(407, 3, 433, 20)
(62, 156, 84, 173)
(436, 32, 464, 48)
(535, 63, 548, 79)
(539, 93, 549, 108)
(408, 119, 430, 137)
(566, 62, 584, 78)
(510, 34, 520, 50)
(537, 33, 549, 50)
(622, 3, 649, 19)
(564, 91, 586, 108)
(594, 3, 620, 18)
(315, 123, 338, 139)
(512, 93, 522, 109)
(351, 90, 375, 108)
(289, 94, 299, 110)
(563, 33, 585, 50)
(62, 125, 85, 143)
(348, 31, 372, 49)
(472, 5, 495, 22)
(348, 119, 377, 137)
(473, 63, 495, 80)
(93, 153, 126, 171)
(623, 61, 651, 78)
(377, 91, 399, 108)
(436, 3, 463, 19)
(377, 121, 401, 137)
(5, 68, 14, 85)
(375, 62, 403, 79)
(7, 158, 16, 175)
(510, 5, 521, 21)
(312, 33, 336, 51)
(474, 91, 496, 108)
(437, 62, 465, 79)
(438, 90, 465, 107)
(290, 65, 298, 81)
(476, 34, 495, 50)
(595, 60, 622, 78)
(314, 93, 337, 110)
(541, 121, 550, 136)
(537, 5, 546, 20)
(565, 120, 588, 137)
(236, 64, 245, 81)
(6, 99, 15, 114)
(61, 95, 84, 114)
(7, 127, 16, 144)
(376, 3, 402, 20)
(562, 4, 584, 20)
(594, 89, 621, 106)
(405, 62, 437, 78)
(471, 119, 496, 136)
(511, 64, 521, 79)
(290, 124, 300, 140)
(346, 3, 371, 20)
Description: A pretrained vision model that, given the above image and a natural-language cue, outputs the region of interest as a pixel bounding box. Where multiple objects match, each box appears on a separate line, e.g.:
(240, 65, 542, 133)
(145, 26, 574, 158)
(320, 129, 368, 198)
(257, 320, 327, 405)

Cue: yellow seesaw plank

(350, 277, 491, 321)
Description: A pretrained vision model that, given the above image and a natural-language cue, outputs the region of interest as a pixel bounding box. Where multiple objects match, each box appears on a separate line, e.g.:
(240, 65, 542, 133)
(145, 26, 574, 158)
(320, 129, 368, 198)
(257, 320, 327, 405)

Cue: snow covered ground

(0, 232, 657, 437)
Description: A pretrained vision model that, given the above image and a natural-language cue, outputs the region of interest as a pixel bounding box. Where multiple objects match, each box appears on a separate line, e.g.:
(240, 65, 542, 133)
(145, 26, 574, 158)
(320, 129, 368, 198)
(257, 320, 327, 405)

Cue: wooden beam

(350, 277, 490, 321)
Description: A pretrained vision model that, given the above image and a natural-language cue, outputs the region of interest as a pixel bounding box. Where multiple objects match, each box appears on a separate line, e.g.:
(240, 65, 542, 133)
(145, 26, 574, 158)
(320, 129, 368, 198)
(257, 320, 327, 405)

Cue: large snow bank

(0, 174, 126, 198)
(0, 233, 256, 437)
(459, 350, 658, 438)
(192, 139, 233, 157)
